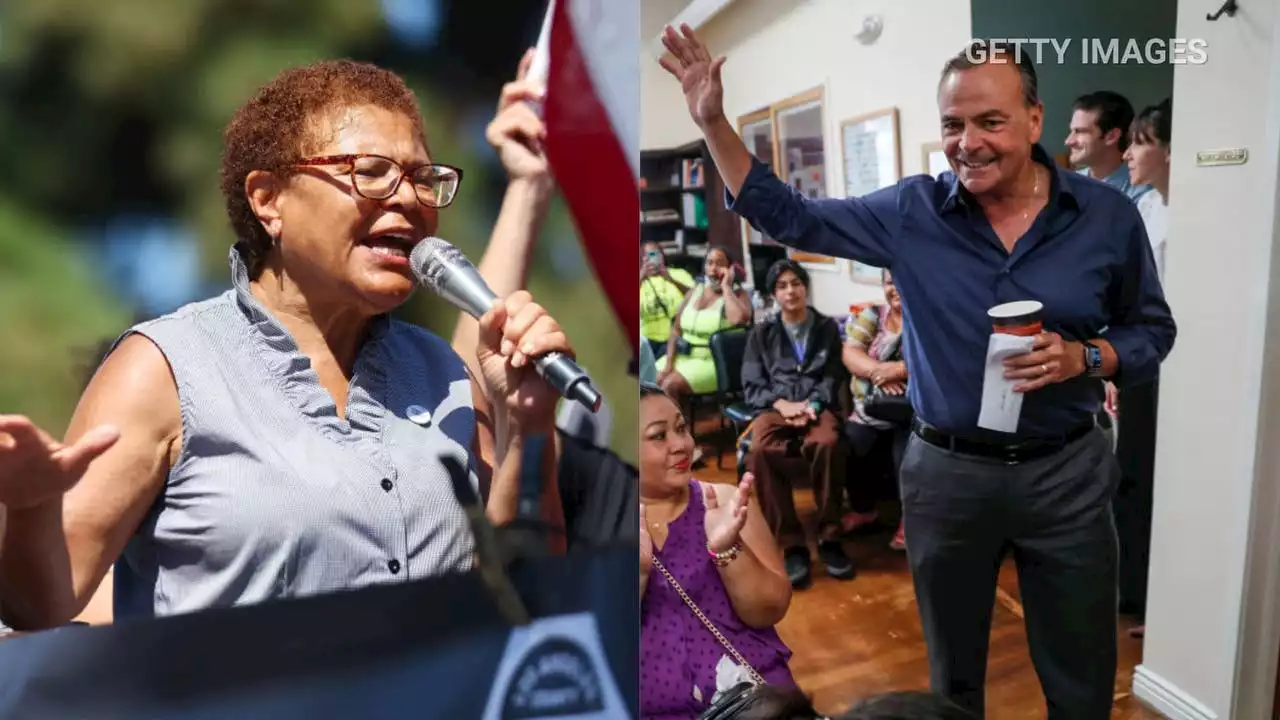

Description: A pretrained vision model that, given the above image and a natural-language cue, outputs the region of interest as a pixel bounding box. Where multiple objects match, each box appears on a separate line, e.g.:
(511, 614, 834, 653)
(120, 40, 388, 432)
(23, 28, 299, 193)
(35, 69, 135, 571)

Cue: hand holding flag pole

(522, 0, 641, 348)
(526, 0, 555, 104)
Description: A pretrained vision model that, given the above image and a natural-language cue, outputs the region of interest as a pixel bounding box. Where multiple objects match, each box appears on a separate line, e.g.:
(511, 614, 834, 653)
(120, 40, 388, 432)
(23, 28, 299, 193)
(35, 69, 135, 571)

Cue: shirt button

(381, 478, 394, 492)
(388, 559, 401, 575)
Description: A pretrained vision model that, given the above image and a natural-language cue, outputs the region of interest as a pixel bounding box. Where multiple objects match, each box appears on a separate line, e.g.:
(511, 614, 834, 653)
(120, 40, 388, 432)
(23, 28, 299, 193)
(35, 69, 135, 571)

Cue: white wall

(1134, 3, 1280, 718)
(640, 0, 972, 315)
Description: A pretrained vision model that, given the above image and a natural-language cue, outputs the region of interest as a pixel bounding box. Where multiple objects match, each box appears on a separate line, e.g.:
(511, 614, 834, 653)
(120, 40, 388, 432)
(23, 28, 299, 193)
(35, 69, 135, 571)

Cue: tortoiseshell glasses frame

(293, 154, 463, 208)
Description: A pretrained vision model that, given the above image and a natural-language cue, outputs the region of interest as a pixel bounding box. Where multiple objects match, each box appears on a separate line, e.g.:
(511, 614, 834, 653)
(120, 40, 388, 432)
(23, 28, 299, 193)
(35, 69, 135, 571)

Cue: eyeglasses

(294, 154, 463, 208)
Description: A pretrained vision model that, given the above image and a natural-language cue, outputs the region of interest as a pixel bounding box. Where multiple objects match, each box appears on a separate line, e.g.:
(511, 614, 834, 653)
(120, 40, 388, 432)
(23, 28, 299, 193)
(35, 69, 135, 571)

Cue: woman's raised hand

(486, 48, 551, 183)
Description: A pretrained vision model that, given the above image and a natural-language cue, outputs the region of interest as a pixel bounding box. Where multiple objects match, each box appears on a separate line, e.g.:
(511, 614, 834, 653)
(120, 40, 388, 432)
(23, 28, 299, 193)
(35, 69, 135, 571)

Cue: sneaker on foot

(841, 510, 880, 534)
(784, 548, 812, 589)
(818, 541, 856, 580)
(889, 520, 906, 551)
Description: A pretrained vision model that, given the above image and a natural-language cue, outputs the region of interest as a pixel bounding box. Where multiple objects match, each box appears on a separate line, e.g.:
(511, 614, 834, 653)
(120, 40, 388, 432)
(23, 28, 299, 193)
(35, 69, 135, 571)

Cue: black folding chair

(708, 327, 758, 469)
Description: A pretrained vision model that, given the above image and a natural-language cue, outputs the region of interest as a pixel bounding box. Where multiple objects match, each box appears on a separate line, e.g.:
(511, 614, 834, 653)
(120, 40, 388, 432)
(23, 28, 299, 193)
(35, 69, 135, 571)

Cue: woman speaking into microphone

(0, 57, 574, 630)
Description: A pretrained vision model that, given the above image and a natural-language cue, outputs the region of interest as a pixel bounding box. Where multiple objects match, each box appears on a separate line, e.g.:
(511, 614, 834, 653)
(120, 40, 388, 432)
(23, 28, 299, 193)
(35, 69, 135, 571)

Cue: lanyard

(791, 335, 806, 363)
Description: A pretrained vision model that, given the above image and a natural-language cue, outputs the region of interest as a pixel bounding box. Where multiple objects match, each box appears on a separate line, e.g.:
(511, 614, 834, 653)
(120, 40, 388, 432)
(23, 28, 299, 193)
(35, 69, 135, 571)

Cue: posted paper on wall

(977, 333, 1036, 433)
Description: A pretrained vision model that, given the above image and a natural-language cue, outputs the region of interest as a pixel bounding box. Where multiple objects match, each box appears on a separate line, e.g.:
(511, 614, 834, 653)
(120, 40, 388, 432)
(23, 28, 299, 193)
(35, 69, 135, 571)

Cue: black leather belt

(911, 418, 1094, 464)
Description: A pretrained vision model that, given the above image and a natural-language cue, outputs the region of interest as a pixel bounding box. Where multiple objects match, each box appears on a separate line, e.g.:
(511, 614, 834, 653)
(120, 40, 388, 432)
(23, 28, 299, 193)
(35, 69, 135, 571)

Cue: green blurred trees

(0, 0, 635, 460)
(0, 201, 131, 429)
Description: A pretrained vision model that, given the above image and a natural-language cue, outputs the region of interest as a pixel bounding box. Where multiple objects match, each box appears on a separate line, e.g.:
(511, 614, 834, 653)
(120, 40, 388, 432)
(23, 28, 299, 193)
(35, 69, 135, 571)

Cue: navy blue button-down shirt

(728, 143, 1176, 441)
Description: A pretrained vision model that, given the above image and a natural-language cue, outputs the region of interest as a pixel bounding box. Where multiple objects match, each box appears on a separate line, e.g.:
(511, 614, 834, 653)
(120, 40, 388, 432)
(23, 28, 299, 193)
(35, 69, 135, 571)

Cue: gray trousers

(898, 427, 1119, 720)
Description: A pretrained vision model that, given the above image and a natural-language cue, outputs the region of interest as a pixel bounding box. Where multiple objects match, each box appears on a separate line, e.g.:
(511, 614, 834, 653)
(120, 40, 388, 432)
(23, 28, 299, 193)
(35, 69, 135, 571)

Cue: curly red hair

(219, 59, 426, 278)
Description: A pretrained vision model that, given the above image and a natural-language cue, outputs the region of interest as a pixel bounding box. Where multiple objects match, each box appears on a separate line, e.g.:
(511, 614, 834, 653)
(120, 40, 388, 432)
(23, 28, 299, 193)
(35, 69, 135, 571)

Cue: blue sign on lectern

(0, 545, 638, 719)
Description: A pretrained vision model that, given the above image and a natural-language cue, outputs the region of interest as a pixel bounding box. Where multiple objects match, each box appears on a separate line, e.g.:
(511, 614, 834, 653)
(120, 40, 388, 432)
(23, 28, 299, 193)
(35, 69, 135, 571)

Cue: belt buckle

(1002, 444, 1025, 465)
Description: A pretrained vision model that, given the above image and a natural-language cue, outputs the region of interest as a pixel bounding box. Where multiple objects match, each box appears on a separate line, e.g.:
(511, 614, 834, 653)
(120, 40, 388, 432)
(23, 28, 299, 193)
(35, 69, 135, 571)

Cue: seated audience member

(742, 260, 850, 587)
(658, 247, 752, 403)
(640, 384, 794, 720)
(841, 269, 911, 550)
(1116, 97, 1173, 638)
(642, 241, 696, 360)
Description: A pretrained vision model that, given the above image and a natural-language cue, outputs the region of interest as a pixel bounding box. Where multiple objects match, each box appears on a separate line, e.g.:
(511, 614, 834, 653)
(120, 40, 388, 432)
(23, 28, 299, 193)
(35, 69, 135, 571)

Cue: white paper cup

(988, 300, 1044, 337)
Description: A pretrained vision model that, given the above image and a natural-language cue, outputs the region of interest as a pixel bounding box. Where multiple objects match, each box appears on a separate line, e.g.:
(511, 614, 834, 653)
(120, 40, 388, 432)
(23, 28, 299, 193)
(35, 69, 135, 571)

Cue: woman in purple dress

(639, 385, 795, 719)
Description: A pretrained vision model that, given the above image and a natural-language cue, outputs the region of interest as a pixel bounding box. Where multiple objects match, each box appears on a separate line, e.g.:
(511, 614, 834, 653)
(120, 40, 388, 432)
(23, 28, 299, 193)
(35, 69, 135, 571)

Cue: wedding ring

(1041, 364, 1049, 376)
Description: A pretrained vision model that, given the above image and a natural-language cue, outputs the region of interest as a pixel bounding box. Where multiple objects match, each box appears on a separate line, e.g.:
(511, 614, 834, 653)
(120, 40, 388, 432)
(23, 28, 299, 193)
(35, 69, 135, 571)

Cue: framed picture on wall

(774, 88, 836, 269)
(922, 141, 948, 177)
(737, 108, 775, 265)
(839, 107, 900, 196)
(732, 87, 836, 280)
(839, 107, 900, 284)
(849, 261, 883, 284)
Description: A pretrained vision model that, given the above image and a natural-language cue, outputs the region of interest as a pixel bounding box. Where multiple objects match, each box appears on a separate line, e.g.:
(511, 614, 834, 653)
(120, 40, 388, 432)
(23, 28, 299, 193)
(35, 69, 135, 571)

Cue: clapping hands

(705, 473, 753, 554)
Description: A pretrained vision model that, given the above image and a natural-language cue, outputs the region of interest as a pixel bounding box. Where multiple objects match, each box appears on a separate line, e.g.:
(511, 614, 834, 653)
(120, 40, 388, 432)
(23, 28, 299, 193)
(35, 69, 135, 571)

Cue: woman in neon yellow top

(640, 242, 694, 358)
(657, 247, 752, 399)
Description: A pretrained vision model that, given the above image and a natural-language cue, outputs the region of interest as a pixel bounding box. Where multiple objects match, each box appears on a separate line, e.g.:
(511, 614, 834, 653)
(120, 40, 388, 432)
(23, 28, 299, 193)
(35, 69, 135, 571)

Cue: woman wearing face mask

(1115, 98, 1172, 638)
(657, 248, 752, 404)
(0, 58, 575, 630)
(639, 384, 794, 719)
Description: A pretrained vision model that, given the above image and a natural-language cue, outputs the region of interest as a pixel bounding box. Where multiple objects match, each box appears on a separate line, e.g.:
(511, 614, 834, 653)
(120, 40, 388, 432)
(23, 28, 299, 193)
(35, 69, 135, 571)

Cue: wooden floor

(694, 447, 1158, 719)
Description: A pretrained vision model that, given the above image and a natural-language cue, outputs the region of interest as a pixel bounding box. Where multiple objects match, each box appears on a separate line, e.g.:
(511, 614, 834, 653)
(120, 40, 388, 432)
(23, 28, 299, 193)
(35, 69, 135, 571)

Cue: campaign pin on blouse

(406, 405, 432, 427)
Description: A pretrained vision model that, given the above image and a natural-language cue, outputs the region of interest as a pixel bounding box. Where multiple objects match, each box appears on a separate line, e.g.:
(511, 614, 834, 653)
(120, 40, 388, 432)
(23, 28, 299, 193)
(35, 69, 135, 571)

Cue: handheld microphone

(410, 237, 603, 413)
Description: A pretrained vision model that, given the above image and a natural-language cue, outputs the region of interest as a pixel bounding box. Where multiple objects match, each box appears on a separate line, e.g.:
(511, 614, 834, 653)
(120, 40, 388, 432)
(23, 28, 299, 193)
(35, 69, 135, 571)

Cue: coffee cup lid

(988, 300, 1044, 320)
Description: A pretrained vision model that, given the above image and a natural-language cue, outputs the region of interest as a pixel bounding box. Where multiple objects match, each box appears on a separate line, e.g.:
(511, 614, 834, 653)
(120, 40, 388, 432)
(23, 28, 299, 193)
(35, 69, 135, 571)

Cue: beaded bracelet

(707, 541, 743, 567)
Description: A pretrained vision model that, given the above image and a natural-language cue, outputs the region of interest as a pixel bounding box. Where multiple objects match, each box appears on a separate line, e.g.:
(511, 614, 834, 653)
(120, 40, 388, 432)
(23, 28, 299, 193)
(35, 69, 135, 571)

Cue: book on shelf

(681, 158, 704, 189)
(658, 231, 684, 254)
(641, 208, 680, 224)
(681, 194, 707, 229)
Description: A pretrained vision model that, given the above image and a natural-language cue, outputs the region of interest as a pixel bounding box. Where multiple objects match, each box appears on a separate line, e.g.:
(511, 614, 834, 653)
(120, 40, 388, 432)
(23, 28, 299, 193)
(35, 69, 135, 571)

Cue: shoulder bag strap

(650, 557, 767, 685)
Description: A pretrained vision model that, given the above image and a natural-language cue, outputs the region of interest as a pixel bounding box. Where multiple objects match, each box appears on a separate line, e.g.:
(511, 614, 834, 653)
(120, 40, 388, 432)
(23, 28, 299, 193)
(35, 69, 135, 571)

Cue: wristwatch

(1082, 341, 1104, 378)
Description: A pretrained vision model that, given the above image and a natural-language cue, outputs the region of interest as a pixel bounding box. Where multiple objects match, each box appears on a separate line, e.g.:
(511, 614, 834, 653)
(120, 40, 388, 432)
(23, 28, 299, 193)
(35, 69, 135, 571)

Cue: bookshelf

(639, 139, 738, 281)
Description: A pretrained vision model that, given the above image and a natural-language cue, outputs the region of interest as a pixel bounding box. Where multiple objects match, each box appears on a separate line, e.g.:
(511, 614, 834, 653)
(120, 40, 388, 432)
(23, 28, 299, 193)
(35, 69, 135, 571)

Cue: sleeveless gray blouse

(112, 249, 476, 619)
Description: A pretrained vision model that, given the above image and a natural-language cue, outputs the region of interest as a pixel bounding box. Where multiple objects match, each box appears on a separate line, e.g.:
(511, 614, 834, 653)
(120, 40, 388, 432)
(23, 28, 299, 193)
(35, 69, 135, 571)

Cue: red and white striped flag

(530, 0, 640, 353)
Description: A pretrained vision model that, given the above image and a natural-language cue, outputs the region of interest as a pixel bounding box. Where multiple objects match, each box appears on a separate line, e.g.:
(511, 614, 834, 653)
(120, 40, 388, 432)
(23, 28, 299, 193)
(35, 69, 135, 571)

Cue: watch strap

(1082, 342, 1104, 377)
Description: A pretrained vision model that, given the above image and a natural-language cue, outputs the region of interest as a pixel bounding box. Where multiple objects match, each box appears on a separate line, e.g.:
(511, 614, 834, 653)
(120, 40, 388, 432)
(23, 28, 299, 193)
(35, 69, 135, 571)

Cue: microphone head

(410, 236, 472, 292)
